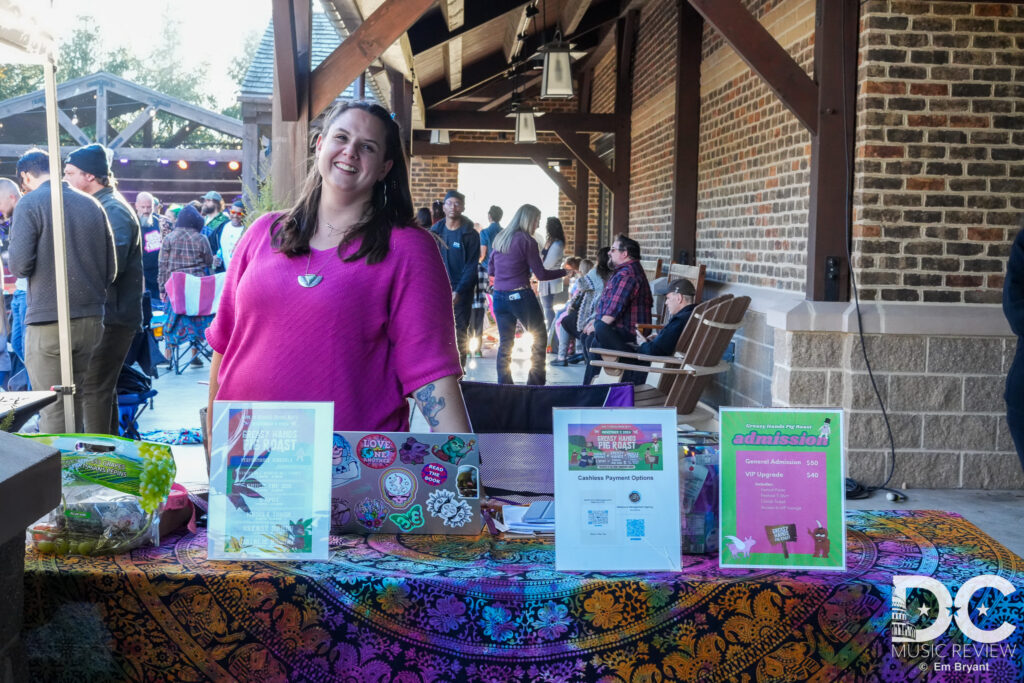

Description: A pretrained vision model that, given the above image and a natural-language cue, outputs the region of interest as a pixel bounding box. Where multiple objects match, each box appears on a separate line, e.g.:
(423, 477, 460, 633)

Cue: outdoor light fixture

(539, 32, 575, 99)
(119, 158, 128, 164)
(208, 160, 216, 166)
(228, 160, 240, 171)
(507, 99, 538, 144)
(177, 159, 188, 170)
(430, 129, 450, 144)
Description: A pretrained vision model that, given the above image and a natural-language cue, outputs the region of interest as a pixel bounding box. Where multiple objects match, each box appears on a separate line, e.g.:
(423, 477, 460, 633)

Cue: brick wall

(696, 0, 815, 292)
(628, 0, 679, 262)
(854, 0, 1024, 303)
(773, 328, 1023, 488)
(410, 155, 458, 212)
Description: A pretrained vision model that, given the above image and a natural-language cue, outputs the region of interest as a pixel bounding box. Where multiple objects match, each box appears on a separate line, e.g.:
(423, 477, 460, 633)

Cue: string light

(227, 161, 240, 171)
(176, 160, 188, 170)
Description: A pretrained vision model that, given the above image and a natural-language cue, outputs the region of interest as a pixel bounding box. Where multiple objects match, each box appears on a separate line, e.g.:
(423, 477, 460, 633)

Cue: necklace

(298, 250, 324, 288)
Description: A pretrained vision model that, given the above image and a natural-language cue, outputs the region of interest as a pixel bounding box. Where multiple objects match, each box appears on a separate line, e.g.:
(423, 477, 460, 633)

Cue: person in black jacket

(629, 278, 697, 384)
(430, 189, 479, 367)
(1004, 219, 1024, 473)
(64, 144, 144, 434)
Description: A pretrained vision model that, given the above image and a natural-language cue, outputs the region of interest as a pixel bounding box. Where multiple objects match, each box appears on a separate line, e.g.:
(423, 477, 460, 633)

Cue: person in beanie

(158, 203, 213, 366)
(9, 148, 116, 432)
(430, 189, 479, 367)
(64, 143, 144, 434)
(200, 190, 229, 269)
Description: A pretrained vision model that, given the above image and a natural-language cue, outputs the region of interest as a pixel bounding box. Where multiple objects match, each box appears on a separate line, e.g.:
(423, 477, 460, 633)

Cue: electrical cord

(837, 2, 904, 503)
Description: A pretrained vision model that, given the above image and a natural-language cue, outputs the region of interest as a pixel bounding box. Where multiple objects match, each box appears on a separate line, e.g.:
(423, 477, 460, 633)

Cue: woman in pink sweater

(206, 102, 470, 432)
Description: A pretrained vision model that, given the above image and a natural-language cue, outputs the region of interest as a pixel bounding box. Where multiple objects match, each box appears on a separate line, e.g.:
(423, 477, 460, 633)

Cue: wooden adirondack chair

(642, 262, 707, 333)
(590, 295, 750, 416)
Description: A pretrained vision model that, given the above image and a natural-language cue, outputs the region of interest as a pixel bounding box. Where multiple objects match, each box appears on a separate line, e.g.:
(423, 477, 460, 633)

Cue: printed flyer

(554, 407, 681, 571)
(719, 407, 846, 571)
(208, 401, 333, 561)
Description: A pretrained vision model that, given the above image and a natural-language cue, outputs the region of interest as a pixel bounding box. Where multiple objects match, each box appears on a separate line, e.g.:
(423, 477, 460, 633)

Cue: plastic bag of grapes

(23, 434, 176, 556)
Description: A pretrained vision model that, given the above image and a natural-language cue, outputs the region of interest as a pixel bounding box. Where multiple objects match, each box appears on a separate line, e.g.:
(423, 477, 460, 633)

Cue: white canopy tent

(0, 0, 77, 431)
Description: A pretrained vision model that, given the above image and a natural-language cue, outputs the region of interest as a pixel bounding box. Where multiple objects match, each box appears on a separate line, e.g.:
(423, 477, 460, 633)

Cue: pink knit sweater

(206, 213, 462, 431)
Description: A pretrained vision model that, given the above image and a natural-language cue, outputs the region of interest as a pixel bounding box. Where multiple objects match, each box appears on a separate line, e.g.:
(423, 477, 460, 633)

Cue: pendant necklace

(298, 250, 324, 288)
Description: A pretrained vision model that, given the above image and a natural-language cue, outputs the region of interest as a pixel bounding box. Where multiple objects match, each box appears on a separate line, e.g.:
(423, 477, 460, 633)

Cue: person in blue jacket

(1003, 219, 1024, 473)
(430, 190, 479, 367)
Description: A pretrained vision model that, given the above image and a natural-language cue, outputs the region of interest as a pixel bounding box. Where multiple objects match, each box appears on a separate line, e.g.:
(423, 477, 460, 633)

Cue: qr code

(586, 510, 609, 527)
(626, 519, 645, 538)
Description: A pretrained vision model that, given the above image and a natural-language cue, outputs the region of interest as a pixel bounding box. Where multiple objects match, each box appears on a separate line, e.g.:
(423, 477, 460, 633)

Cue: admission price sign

(719, 408, 846, 571)
(554, 407, 681, 571)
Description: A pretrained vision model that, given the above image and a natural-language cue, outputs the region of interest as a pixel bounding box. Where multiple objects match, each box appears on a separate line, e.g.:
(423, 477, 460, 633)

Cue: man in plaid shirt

(581, 234, 652, 385)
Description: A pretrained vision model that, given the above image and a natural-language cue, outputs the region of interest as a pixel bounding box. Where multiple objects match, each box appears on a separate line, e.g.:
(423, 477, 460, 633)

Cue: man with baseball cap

(64, 143, 144, 434)
(9, 148, 116, 432)
(200, 190, 229, 270)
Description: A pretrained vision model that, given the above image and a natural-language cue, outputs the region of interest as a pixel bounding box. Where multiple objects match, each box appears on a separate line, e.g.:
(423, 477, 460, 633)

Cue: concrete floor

(137, 337, 1024, 559)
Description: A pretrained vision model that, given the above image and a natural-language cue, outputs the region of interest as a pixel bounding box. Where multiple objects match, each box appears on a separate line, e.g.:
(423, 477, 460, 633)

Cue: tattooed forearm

(415, 384, 446, 427)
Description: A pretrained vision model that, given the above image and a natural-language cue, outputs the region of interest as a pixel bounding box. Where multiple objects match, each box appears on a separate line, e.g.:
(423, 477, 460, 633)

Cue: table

(23, 511, 1023, 682)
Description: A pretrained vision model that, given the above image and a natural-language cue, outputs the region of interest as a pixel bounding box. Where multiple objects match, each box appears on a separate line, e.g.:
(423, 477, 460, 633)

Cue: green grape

(35, 540, 56, 554)
(138, 444, 176, 513)
(77, 540, 95, 556)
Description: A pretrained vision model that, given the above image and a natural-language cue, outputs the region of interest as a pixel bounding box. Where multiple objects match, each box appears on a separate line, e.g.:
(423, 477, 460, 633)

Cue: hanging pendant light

(506, 97, 538, 144)
(540, 32, 575, 99)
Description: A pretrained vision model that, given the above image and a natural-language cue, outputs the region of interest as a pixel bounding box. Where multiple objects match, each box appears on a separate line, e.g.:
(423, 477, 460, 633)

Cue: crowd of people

(421, 189, 698, 390)
(0, 99, 701, 440)
(0, 143, 248, 432)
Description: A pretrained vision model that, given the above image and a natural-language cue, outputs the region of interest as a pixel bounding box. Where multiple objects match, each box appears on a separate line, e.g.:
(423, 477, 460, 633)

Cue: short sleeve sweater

(206, 212, 463, 431)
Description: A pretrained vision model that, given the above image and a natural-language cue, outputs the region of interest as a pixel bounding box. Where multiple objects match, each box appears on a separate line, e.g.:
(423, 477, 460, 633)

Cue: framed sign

(719, 408, 846, 571)
(553, 407, 681, 571)
(208, 402, 333, 561)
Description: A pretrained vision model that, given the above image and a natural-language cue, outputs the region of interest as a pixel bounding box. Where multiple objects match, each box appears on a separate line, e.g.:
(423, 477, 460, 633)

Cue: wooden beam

(671, 1, 702, 265)
(101, 80, 243, 137)
(310, 0, 434, 119)
(95, 86, 108, 145)
(0, 145, 243, 162)
(444, 36, 463, 91)
(411, 140, 567, 160)
(552, 129, 616, 191)
(439, 0, 465, 31)
(503, 4, 532, 63)
(242, 121, 259, 198)
(57, 109, 90, 145)
(806, 0, 858, 301)
(109, 106, 157, 149)
(272, 0, 302, 122)
(687, 0, 818, 134)
(561, 0, 594, 35)
(271, 0, 311, 206)
(531, 155, 577, 203)
(425, 111, 619, 133)
(479, 74, 542, 111)
(612, 11, 637, 236)
(574, 163, 589, 256)
(407, 0, 526, 55)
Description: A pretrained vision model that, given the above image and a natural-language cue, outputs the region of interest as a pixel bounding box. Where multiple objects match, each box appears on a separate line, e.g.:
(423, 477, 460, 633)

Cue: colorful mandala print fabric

(23, 511, 1024, 682)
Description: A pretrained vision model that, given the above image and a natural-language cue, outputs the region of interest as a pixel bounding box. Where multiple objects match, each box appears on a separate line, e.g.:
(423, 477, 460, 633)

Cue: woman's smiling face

(316, 108, 393, 199)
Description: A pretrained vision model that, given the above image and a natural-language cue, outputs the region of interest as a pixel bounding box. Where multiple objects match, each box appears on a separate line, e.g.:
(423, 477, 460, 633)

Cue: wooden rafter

(479, 74, 541, 111)
(411, 140, 567, 160)
(56, 109, 89, 145)
(95, 86, 108, 145)
(503, 3, 533, 63)
(310, 0, 434, 118)
(552, 129, 616, 191)
(406, 0, 526, 55)
(0, 144, 242, 162)
(109, 106, 157, 149)
(439, 0, 465, 31)
(444, 36, 463, 91)
(425, 111, 618, 133)
(612, 11, 637, 235)
(560, 0, 593, 35)
(671, 1, 702, 265)
(687, 0, 818, 134)
(531, 155, 577, 203)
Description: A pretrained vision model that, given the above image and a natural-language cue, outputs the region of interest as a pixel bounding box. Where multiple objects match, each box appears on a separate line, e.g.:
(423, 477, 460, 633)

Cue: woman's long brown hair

(270, 101, 415, 265)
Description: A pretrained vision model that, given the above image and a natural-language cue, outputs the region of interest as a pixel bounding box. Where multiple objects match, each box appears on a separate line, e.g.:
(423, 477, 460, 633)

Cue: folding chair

(590, 295, 750, 418)
(117, 363, 157, 440)
(163, 271, 226, 374)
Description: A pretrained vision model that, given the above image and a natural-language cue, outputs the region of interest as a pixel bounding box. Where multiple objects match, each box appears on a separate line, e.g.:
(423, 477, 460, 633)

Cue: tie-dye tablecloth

(23, 510, 1023, 682)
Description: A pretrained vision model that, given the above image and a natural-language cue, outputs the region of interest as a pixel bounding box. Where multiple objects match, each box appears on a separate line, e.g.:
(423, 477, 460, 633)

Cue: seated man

(629, 278, 697, 384)
(581, 234, 652, 385)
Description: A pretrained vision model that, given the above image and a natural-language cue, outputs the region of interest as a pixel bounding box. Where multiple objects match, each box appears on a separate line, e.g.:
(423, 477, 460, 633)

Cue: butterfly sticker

(389, 504, 425, 532)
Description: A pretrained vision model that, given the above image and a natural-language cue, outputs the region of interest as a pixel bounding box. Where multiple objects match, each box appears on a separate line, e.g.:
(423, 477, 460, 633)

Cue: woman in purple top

(487, 204, 566, 385)
(206, 101, 470, 433)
